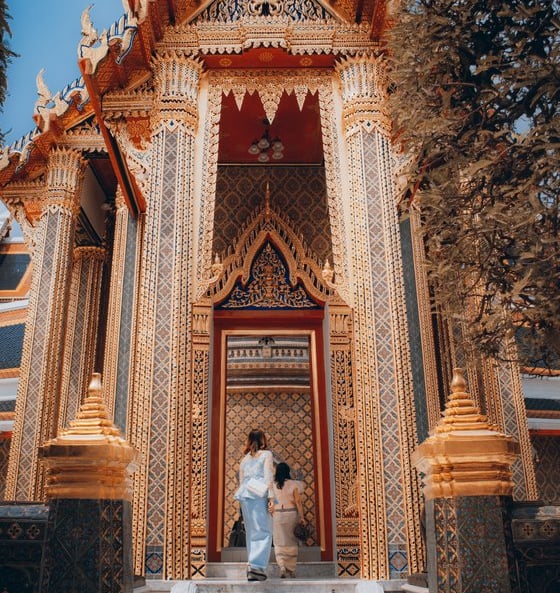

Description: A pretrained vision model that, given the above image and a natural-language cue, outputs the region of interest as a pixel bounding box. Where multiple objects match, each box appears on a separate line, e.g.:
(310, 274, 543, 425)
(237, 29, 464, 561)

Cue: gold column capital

(73, 245, 107, 263)
(40, 373, 139, 501)
(335, 53, 391, 137)
(412, 368, 520, 499)
(45, 147, 87, 216)
(153, 52, 203, 132)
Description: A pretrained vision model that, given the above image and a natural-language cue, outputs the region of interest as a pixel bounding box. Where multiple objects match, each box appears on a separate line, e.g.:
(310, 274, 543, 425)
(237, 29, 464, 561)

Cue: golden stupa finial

(40, 372, 138, 501)
(412, 365, 520, 499)
(61, 372, 120, 437)
(435, 367, 495, 434)
(450, 367, 467, 394)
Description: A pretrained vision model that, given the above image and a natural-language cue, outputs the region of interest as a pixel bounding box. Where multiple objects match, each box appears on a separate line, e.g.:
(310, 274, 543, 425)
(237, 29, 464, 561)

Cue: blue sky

(0, 1, 124, 146)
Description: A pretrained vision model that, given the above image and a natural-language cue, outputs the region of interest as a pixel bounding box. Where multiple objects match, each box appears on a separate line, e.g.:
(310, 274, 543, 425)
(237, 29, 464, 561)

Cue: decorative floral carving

(194, 0, 333, 22)
(219, 242, 320, 309)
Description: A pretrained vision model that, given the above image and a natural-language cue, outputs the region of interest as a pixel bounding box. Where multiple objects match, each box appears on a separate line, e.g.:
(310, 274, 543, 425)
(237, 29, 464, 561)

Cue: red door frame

(207, 308, 334, 562)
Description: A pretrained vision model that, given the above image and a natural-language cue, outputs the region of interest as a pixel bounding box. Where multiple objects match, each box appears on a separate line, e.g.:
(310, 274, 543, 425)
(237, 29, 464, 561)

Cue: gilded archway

(188, 194, 361, 576)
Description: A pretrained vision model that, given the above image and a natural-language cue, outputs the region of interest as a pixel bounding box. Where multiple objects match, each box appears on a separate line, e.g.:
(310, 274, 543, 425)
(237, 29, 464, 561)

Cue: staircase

(133, 562, 407, 593)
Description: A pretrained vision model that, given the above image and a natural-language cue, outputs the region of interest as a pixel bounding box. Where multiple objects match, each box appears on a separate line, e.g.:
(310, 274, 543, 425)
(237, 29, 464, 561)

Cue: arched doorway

(207, 308, 333, 563)
(205, 222, 336, 562)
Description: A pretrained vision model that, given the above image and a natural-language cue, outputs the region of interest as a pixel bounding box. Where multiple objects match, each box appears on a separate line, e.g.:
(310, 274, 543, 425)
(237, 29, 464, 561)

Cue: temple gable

(217, 241, 320, 309)
(192, 0, 335, 23)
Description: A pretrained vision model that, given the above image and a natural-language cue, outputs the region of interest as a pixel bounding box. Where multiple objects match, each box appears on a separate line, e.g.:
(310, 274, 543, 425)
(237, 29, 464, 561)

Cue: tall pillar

(129, 52, 202, 578)
(5, 148, 85, 501)
(58, 246, 106, 431)
(39, 374, 138, 593)
(336, 54, 424, 579)
(413, 368, 520, 593)
(438, 320, 537, 501)
(481, 357, 538, 501)
(102, 188, 143, 433)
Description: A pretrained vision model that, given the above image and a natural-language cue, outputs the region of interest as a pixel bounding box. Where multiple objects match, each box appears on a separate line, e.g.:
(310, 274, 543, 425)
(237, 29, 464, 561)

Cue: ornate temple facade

(0, 0, 558, 587)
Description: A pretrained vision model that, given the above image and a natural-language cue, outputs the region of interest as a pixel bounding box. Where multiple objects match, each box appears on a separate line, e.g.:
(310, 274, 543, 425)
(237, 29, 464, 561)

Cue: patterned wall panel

(532, 435, 560, 504)
(399, 218, 429, 443)
(512, 502, 560, 593)
(0, 324, 24, 369)
(224, 390, 316, 548)
(0, 439, 9, 500)
(329, 306, 361, 577)
(213, 166, 332, 266)
(114, 214, 139, 433)
(0, 503, 48, 593)
(430, 496, 513, 593)
(40, 499, 132, 593)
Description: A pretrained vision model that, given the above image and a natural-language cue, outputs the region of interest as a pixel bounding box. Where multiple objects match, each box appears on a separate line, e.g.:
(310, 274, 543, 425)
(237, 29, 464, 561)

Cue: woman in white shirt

(234, 429, 275, 581)
(272, 462, 305, 578)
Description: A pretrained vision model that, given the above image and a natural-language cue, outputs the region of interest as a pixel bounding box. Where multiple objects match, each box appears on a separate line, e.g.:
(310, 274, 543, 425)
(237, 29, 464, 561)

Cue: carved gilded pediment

(191, 0, 336, 23)
(209, 192, 337, 307)
(217, 240, 320, 309)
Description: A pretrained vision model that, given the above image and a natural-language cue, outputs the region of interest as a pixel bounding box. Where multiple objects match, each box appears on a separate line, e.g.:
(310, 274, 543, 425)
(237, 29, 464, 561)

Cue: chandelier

(248, 119, 284, 163)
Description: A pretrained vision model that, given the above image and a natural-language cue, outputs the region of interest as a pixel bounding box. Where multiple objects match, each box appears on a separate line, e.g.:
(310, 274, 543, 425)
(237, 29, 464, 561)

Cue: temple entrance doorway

(208, 309, 334, 564)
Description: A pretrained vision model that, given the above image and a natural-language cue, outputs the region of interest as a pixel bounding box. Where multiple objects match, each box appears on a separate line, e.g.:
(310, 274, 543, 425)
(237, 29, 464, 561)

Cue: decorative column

(438, 321, 537, 501)
(412, 368, 520, 593)
(481, 356, 538, 501)
(328, 303, 362, 576)
(129, 52, 202, 578)
(58, 245, 106, 431)
(39, 373, 138, 593)
(102, 188, 142, 434)
(336, 54, 424, 578)
(5, 147, 86, 501)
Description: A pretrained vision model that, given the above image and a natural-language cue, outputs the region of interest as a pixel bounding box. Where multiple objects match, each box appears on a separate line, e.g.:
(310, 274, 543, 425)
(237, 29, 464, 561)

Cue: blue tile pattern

(0, 503, 47, 593)
(399, 218, 429, 442)
(0, 323, 24, 369)
(40, 499, 133, 593)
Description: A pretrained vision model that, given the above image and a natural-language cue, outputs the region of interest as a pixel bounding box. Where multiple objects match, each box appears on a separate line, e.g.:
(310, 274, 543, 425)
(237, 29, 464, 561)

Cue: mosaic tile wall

(532, 435, 560, 504)
(114, 213, 138, 434)
(428, 496, 513, 593)
(0, 439, 9, 500)
(40, 499, 133, 593)
(213, 166, 332, 265)
(0, 324, 24, 369)
(0, 503, 48, 593)
(224, 390, 316, 547)
(512, 502, 560, 593)
(399, 217, 429, 443)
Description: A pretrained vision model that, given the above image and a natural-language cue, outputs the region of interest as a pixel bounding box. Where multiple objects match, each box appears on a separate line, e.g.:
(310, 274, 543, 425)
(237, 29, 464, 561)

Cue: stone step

(206, 560, 335, 579)
(135, 577, 406, 593)
(221, 546, 322, 564)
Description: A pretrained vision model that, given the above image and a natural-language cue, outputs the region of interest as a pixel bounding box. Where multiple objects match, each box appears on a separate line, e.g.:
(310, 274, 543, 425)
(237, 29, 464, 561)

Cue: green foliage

(0, 0, 15, 140)
(386, 0, 560, 367)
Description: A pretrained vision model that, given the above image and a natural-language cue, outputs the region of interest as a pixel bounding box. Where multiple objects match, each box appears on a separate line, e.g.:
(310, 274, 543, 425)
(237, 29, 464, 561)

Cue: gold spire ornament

(412, 368, 520, 499)
(40, 373, 138, 501)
